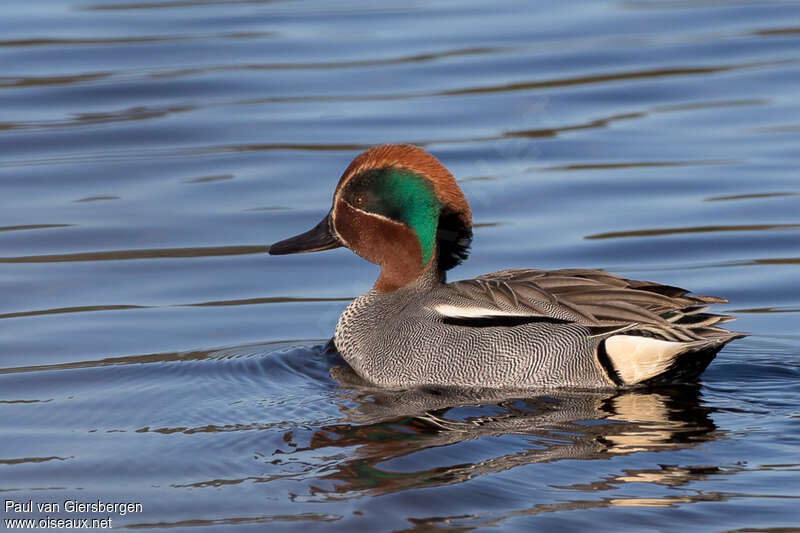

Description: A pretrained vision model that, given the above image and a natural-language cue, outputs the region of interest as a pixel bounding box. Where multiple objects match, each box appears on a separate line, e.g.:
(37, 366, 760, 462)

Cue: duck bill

(268, 214, 342, 255)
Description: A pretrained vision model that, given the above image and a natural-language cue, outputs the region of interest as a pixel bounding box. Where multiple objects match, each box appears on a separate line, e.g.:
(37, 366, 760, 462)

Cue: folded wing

(432, 268, 744, 385)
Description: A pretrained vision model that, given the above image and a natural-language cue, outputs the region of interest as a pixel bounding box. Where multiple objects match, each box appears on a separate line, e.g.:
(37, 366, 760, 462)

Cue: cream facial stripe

(331, 198, 404, 250)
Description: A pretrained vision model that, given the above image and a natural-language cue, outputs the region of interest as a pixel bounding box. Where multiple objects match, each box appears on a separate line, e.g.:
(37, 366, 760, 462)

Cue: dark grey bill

(268, 214, 342, 255)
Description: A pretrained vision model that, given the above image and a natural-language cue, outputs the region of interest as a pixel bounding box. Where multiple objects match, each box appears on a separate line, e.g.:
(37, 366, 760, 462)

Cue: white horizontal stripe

(432, 303, 534, 318)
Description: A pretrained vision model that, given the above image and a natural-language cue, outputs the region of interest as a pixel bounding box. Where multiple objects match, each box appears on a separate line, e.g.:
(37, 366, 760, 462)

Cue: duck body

(334, 268, 607, 389)
(270, 144, 743, 390)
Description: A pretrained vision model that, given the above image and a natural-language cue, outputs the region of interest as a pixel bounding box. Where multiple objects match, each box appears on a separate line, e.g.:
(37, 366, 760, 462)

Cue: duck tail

(597, 331, 745, 386)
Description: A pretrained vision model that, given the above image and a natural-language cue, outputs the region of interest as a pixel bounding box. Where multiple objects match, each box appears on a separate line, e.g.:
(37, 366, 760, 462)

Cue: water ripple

(705, 192, 798, 202)
(586, 224, 800, 240)
(0, 32, 273, 48)
(148, 46, 509, 78)
(0, 72, 110, 89)
(0, 224, 73, 232)
(122, 513, 341, 530)
(0, 245, 266, 263)
(0, 305, 148, 321)
(2, 0, 799, 528)
(0, 456, 70, 465)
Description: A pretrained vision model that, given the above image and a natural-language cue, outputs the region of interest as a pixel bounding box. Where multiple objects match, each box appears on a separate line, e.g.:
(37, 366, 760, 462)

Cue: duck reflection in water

(283, 360, 721, 501)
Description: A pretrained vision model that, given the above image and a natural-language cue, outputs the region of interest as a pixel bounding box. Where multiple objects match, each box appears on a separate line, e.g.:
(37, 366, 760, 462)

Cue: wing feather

(435, 268, 740, 343)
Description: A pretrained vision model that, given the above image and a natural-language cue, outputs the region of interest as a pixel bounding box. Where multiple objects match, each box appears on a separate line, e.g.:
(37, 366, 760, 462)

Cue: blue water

(1, 0, 799, 531)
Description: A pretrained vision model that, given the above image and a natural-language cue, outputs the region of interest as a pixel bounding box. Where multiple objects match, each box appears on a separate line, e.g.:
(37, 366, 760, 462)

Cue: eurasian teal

(270, 144, 743, 389)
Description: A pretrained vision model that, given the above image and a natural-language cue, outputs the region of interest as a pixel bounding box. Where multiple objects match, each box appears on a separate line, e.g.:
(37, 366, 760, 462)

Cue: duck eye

(355, 196, 364, 206)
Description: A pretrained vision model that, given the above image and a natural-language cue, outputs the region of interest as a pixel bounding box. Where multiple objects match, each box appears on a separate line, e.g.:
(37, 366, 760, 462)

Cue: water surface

(1, 0, 799, 531)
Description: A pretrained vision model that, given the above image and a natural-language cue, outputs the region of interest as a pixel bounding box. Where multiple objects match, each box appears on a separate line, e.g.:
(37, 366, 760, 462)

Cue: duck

(269, 144, 744, 389)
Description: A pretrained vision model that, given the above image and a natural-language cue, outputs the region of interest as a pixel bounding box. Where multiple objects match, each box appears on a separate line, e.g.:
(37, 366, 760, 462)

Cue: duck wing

(435, 269, 744, 385)
(438, 268, 740, 342)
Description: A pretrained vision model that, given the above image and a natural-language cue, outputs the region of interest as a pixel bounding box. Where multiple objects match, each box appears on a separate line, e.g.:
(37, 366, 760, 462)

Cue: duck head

(269, 144, 473, 291)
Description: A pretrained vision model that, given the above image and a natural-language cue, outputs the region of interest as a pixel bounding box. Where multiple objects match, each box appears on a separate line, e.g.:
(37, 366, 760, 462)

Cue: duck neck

(374, 253, 444, 293)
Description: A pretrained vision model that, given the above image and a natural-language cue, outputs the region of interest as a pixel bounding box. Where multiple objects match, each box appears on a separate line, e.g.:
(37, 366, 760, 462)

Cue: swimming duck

(269, 144, 743, 389)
